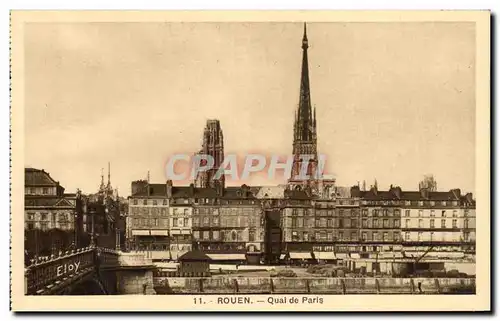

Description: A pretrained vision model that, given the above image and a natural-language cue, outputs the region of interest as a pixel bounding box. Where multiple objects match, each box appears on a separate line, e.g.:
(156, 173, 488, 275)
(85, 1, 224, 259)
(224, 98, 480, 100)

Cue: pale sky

(24, 22, 476, 196)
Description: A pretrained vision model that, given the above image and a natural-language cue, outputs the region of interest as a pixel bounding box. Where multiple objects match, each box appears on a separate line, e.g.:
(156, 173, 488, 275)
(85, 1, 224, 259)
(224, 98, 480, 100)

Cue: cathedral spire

(296, 22, 314, 142)
(290, 23, 319, 184)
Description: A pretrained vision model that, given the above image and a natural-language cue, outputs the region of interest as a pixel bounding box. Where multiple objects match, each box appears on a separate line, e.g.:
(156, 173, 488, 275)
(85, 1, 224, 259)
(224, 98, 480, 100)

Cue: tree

(419, 174, 437, 191)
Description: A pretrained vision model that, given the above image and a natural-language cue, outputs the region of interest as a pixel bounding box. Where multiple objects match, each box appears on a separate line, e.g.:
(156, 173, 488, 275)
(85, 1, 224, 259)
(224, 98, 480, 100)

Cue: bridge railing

(25, 246, 96, 295)
(25, 246, 154, 295)
(98, 248, 120, 268)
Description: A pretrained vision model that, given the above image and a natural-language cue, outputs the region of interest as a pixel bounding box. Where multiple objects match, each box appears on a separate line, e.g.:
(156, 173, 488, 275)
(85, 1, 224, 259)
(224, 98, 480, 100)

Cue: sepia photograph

(10, 10, 490, 311)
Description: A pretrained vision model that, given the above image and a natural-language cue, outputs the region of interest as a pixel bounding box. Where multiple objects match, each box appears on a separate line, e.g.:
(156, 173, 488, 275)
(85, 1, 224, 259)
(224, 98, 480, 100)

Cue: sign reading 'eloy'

(56, 261, 81, 277)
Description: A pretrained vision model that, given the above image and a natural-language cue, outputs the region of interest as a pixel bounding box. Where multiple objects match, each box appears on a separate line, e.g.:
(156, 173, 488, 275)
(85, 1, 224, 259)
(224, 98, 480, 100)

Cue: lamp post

(90, 210, 95, 247)
(115, 228, 121, 251)
(74, 211, 78, 248)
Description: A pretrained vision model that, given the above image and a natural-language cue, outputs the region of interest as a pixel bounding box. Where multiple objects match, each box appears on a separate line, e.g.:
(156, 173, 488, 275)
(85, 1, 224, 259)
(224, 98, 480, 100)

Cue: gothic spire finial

(302, 22, 308, 49)
(99, 167, 105, 192)
(107, 161, 111, 186)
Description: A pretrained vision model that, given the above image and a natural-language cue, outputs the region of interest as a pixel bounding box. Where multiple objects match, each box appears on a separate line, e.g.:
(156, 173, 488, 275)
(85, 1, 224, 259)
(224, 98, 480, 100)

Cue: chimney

(465, 192, 474, 203)
(166, 180, 173, 198)
(131, 180, 148, 196)
(350, 185, 361, 198)
(420, 187, 429, 199)
(370, 184, 378, 195)
(304, 185, 312, 198)
(214, 179, 223, 197)
(241, 184, 249, 198)
(189, 183, 195, 197)
(390, 186, 402, 199)
(450, 188, 461, 199)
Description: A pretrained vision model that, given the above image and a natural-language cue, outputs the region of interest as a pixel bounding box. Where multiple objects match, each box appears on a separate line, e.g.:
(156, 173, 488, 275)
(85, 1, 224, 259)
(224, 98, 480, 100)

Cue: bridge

(25, 246, 157, 295)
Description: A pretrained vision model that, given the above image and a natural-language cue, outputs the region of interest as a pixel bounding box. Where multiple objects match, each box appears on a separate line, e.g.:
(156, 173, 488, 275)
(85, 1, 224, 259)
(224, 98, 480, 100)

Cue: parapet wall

(153, 277, 475, 294)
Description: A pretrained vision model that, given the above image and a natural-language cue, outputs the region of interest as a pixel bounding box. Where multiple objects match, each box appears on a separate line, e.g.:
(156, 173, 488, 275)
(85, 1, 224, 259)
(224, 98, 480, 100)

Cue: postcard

(10, 10, 490, 311)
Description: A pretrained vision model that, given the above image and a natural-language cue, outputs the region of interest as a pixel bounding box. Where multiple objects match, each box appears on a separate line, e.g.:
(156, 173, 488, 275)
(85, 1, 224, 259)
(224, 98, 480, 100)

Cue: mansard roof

(350, 185, 474, 204)
(130, 184, 257, 199)
(25, 168, 59, 187)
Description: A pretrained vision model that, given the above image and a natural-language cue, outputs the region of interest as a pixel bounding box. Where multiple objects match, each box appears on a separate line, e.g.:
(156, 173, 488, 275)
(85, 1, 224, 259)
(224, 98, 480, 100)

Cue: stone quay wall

(153, 277, 475, 294)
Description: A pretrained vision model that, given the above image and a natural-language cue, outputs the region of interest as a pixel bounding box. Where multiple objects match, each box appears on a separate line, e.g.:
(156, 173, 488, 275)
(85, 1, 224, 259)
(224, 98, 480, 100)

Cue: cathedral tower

(196, 119, 225, 189)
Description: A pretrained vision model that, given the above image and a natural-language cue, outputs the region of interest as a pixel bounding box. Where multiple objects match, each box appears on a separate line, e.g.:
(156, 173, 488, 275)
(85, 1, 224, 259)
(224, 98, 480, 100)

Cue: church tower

(289, 23, 319, 189)
(196, 119, 225, 189)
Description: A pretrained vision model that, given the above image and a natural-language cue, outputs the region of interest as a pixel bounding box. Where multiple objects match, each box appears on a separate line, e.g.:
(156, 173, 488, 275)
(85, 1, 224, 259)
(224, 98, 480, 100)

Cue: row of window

(130, 206, 261, 217)
(403, 232, 472, 242)
(218, 208, 259, 215)
(361, 219, 400, 228)
(290, 217, 358, 228)
(129, 207, 168, 216)
(362, 209, 400, 216)
(25, 187, 53, 195)
(132, 218, 168, 227)
(171, 208, 191, 215)
(310, 245, 395, 252)
(132, 199, 169, 206)
(26, 222, 71, 230)
(289, 230, 400, 242)
(131, 216, 262, 228)
(131, 198, 259, 206)
(291, 208, 360, 216)
(291, 208, 471, 218)
(289, 231, 360, 241)
(26, 212, 71, 221)
(192, 230, 260, 242)
(404, 218, 467, 229)
(362, 200, 462, 207)
(131, 218, 188, 228)
(193, 216, 219, 227)
(131, 198, 470, 208)
(289, 217, 468, 229)
(192, 216, 260, 227)
(290, 217, 402, 229)
(403, 209, 469, 217)
(172, 218, 190, 228)
(360, 231, 400, 242)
